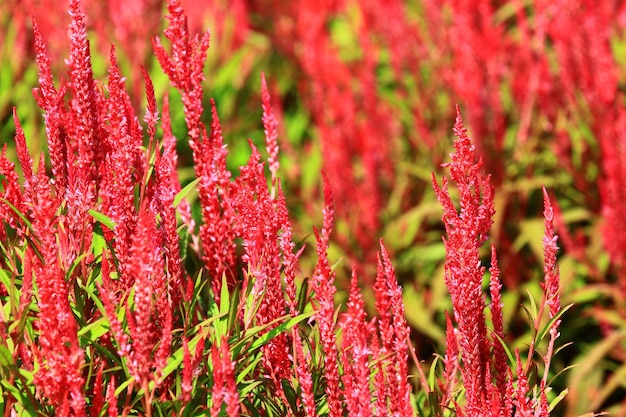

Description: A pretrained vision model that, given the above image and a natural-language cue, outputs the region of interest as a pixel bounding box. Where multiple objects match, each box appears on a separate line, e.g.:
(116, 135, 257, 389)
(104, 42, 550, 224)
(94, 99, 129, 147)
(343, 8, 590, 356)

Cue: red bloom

(261, 73, 280, 189)
(197, 101, 238, 296)
(0, 145, 24, 242)
(311, 175, 341, 416)
(153, 0, 210, 146)
(234, 144, 291, 381)
(432, 107, 495, 414)
(372, 242, 413, 415)
(210, 337, 239, 417)
(340, 267, 372, 417)
(32, 17, 68, 192)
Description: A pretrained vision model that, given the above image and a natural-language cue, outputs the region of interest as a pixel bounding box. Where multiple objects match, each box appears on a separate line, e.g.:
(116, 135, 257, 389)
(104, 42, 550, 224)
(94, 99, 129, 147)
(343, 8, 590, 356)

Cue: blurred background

(2, 0, 626, 414)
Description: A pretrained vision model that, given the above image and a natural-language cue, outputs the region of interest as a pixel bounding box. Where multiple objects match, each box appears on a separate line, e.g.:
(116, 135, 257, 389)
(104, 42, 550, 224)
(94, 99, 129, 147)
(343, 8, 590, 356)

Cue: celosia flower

(489, 245, 508, 406)
(311, 175, 341, 416)
(0, 145, 24, 242)
(432, 106, 495, 414)
(340, 267, 371, 417)
(542, 187, 561, 323)
(29, 157, 85, 414)
(234, 144, 291, 381)
(99, 46, 140, 288)
(32, 17, 68, 192)
(373, 241, 413, 415)
(127, 201, 167, 384)
(153, 0, 210, 146)
(261, 73, 280, 189)
(198, 102, 238, 296)
(210, 337, 239, 417)
(107, 375, 118, 417)
(440, 311, 459, 408)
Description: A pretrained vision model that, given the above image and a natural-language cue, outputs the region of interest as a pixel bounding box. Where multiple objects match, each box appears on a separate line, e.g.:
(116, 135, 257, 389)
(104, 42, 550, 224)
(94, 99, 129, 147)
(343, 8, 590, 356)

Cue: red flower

(432, 107, 495, 414)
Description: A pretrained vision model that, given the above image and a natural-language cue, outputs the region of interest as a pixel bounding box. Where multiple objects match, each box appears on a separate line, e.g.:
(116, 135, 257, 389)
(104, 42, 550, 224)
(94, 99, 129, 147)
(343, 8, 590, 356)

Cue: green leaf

(526, 289, 539, 323)
(236, 352, 264, 386)
(77, 317, 110, 344)
(153, 313, 226, 386)
(536, 303, 573, 344)
(88, 209, 116, 231)
(428, 355, 441, 392)
(174, 178, 200, 208)
(548, 388, 568, 411)
(234, 311, 314, 355)
(493, 333, 515, 367)
(0, 345, 13, 368)
(296, 277, 309, 315)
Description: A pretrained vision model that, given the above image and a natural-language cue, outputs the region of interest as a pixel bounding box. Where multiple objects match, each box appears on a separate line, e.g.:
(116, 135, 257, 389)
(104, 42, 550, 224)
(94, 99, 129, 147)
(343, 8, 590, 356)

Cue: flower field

(0, 0, 625, 416)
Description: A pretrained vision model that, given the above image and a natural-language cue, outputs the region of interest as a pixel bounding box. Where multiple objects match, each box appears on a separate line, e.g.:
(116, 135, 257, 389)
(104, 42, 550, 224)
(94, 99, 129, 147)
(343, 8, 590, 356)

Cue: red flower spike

(210, 338, 239, 417)
(441, 311, 459, 408)
(311, 175, 341, 417)
(63, 0, 103, 267)
(261, 73, 280, 189)
(539, 188, 562, 390)
(100, 45, 140, 288)
(32, 16, 68, 192)
(12, 109, 34, 194)
(375, 242, 413, 415)
(235, 144, 291, 382)
(0, 145, 25, 241)
(30, 156, 85, 413)
(293, 328, 316, 417)
(128, 202, 165, 384)
(106, 375, 118, 417)
(276, 182, 302, 313)
(182, 336, 192, 402)
(432, 107, 496, 415)
(340, 267, 371, 417)
(90, 366, 104, 416)
(513, 350, 530, 415)
(153, 0, 210, 146)
(542, 187, 561, 322)
(142, 66, 159, 150)
(197, 101, 237, 298)
(68, 0, 99, 187)
(154, 148, 185, 306)
(488, 245, 508, 404)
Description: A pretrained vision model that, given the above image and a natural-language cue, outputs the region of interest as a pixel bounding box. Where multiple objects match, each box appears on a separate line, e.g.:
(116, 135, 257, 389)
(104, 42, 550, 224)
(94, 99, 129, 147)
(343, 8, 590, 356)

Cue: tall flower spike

(374, 241, 413, 415)
(489, 245, 509, 407)
(210, 338, 239, 417)
(100, 45, 139, 289)
(540, 187, 562, 389)
(106, 375, 118, 417)
(32, 16, 68, 192)
(431, 106, 495, 415)
(30, 156, 85, 414)
(234, 143, 291, 382)
(441, 311, 459, 408)
(312, 174, 341, 417)
(68, 0, 99, 186)
(341, 266, 371, 417)
(153, 0, 210, 146)
(0, 145, 24, 242)
(197, 101, 237, 298)
(261, 73, 280, 191)
(12, 109, 34, 196)
(542, 187, 560, 322)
